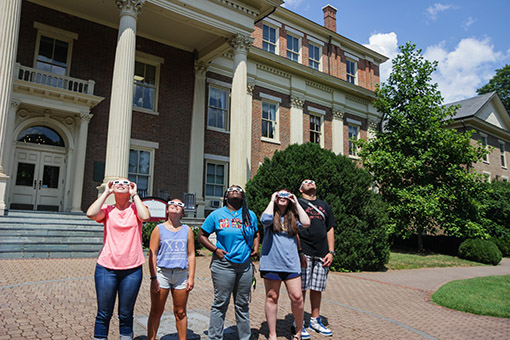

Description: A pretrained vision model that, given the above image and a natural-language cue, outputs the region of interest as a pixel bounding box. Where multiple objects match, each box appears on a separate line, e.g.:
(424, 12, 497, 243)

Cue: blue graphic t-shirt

(201, 206, 257, 263)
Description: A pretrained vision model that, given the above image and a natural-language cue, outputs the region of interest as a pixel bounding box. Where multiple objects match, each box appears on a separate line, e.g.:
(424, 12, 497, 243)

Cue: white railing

(15, 63, 95, 95)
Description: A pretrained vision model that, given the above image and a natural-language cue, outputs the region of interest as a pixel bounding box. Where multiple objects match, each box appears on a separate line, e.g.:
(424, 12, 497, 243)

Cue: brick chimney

(322, 4, 337, 32)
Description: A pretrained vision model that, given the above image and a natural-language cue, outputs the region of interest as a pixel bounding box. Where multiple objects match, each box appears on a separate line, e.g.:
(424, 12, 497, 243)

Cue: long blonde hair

(272, 189, 299, 236)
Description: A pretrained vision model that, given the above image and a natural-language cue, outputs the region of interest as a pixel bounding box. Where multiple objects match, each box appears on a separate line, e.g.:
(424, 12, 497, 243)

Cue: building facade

(0, 0, 387, 217)
(446, 92, 510, 182)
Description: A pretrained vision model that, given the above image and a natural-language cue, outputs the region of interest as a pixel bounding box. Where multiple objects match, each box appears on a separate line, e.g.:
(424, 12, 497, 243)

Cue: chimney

(322, 4, 337, 32)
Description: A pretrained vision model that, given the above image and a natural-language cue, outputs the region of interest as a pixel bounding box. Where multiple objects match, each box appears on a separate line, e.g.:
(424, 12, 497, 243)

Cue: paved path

(1, 257, 509, 339)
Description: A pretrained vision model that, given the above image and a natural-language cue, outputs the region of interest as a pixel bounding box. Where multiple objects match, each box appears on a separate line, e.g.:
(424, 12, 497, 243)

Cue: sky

(282, 0, 510, 104)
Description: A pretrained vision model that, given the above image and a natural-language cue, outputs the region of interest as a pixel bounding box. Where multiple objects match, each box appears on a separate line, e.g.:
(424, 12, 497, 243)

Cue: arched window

(17, 126, 65, 147)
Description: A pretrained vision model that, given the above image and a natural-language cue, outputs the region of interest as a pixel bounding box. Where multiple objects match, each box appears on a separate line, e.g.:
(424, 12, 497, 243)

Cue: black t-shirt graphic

(298, 198, 336, 257)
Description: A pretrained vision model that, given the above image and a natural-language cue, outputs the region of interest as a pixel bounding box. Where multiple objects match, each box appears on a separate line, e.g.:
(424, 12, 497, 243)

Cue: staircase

(0, 210, 104, 259)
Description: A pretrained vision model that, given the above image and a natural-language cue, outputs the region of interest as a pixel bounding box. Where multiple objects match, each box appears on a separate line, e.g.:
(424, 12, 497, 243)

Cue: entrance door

(10, 149, 66, 211)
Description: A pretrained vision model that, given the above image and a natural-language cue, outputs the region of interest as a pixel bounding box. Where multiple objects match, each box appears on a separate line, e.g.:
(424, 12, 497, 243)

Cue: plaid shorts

(301, 254, 329, 291)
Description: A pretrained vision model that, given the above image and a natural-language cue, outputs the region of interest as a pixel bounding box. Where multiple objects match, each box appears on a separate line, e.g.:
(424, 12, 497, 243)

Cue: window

(287, 34, 300, 62)
(500, 142, 506, 168)
(348, 124, 360, 156)
(133, 52, 163, 113)
(17, 126, 65, 147)
(346, 59, 357, 84)
(263, 24, 277, 54)
(128, 148, 152, 196)
(310, 115, 321, 144)
(33, 22, 76, 76)
(205, 162, 226, 197)
(208, 86, 229, 130)
(480, 134, 489, 162)
(262, 101, 278, 140)
(309, 43, 320, 70)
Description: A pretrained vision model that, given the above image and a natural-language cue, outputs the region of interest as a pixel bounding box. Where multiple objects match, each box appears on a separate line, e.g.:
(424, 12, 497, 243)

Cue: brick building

(0, 0, 387, 217)
(446, 92, 510, 182)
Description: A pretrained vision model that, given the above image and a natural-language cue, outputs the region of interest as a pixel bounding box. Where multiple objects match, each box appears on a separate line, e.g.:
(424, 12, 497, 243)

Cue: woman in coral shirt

(86, 178, 150, 340)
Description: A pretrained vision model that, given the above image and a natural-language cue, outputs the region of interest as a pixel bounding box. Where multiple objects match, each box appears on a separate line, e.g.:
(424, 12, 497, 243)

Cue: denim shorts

(260, 270, 300, 281)
(156, 267, 187, 290)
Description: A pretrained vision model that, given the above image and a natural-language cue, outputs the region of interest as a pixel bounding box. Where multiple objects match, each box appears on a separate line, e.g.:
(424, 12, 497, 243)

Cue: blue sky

(282, 0, 510, 103)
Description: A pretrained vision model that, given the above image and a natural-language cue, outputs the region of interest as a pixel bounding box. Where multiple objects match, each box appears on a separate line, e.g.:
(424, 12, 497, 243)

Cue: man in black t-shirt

(296, 179, 336, 338)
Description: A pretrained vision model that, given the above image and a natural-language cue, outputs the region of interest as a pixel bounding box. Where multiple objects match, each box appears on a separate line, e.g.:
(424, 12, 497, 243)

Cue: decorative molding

(305, 80, 333, 93)
(116, 0, 145, 18)
(290, 96, 304, 109)
(10, 100, 21, 112)
(257, 64, 291, 79)
(247, 82, 255, 96)
(228, 34, 253, 54)
(79, 112, 93, 123)
(195, 61, 208, 77)
(346, 94, 369, 105)
(333, 110, 344, 120)
(213, 0, 258, 18)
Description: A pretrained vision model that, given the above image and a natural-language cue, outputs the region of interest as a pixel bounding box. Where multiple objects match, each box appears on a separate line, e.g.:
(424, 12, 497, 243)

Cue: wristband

(213, 247, 218, 254)
(150, 276, 157, 280)
(298, 248, 303, 254)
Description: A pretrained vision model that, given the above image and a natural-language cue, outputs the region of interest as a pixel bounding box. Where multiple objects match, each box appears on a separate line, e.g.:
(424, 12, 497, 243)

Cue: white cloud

(426, 3, 454, 20)
(364, 32, 399, 83)
(424, 37, 505, 103)
(463, 16, 476, 30)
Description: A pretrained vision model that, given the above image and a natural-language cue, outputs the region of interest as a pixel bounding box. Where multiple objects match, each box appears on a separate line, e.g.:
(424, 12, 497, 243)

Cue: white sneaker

(309, 316, 333, 336)
(292, 320, 311, 339)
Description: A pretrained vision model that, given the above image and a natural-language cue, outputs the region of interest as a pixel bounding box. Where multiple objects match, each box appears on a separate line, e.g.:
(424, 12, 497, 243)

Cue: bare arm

(262, 192, 277, 215)
(129, 182, 150, 222)
(148, 226, 161, 293)
(291, 194, 310, 228)
(251, 231, 260, 257)
(322, 227, 335, 267)
(186, 228, 196, 291)
(86, 183, 113, 221)
(198, 229, 227, 259)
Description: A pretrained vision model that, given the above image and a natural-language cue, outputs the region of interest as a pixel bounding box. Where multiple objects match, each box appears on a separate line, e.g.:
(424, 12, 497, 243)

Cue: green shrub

(245, 143, 390, 272)
(458, 239, 502, 265)
(493, 236, 510, 257)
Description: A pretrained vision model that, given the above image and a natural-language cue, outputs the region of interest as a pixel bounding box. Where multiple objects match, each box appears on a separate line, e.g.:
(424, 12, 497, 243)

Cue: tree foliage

(477, 64, 510, 112)
(357, 42, 489, 250)
(245, 143, 390, 272)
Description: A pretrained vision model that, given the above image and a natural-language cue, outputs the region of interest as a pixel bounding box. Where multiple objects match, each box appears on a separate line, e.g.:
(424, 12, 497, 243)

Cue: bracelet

(298, 249, 303, 254)
(213, 247, 218, 254)
(150, 276, 157, 280)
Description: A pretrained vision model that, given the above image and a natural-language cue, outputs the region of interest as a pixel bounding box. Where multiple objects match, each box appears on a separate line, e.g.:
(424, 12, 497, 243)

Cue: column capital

(116, 0, 145, 18)
(194, 61, 208, 78)
(10, 99, 21, 112)
(79, 111, 93, 123)
(247, 80, 255, 96)
(333, 110, 344, 120)
(368, 119, 379, 131)
(290, 96, 304, 109)
(228, 33, 253, 55)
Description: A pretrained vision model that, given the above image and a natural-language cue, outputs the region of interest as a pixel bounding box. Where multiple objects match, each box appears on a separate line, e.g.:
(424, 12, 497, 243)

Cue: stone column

(332, 108, 345, 155)
(0, 0, 22, 215)
(290, 96, 304, 144)
(246, 80, 255, 176)
(367, 119, 378, 139)
(71, 112, 93, 212)
(188, 61, 207, 217)
(228, 34, 252, 187)
(102, 0, 144, 190)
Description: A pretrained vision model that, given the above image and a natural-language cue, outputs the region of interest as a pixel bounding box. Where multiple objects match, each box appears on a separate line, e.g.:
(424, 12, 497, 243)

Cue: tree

(245, 143, 390, 272)
(357, 42, 489, 251)
(477, 64, 510, 112)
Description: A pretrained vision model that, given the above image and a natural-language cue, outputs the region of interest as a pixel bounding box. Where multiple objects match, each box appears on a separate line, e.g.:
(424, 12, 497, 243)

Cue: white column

(102, 0, 144, 189)
(332, 108, 345, 155)
(246, 80, 255, 177)
(367, 119, 378, 139)
(0, 0, 22, 214)
(290, 96, 304, 144)
(228, 34, 252, 187)
(71, 112, 93, 212)
(188, 61, 207, 217)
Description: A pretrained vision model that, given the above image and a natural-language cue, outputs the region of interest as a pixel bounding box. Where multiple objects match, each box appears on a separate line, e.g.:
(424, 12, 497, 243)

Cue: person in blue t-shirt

(198, 185, 259, 340)
(259, 190, 310, 340)
(147, 199, 196, 340)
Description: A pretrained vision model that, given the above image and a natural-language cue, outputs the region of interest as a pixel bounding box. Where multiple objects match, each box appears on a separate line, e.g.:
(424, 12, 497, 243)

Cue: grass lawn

(387, 250, 487, 270)
(431, 275, 510, 318)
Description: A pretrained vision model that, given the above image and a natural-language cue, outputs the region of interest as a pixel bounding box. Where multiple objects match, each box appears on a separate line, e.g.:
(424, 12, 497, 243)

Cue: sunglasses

(113, 180, 130, 185)
(302, 180, 315, 185)
(277, 192, 290, 198)
(168, 201, 185, 208)
(227, 187, 243, 193)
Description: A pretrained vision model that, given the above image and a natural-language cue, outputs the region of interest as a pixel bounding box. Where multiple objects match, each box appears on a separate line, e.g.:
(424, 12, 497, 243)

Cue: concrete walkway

(1, 257, 509, 339)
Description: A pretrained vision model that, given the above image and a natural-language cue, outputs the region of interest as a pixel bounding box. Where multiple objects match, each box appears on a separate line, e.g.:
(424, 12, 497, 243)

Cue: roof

(445, 92, 496, 119)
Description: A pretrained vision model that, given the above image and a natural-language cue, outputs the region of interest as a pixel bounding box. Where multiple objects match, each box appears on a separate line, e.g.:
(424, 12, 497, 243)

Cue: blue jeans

(209, 256, 253, 340)
(94, 264, 143, 339)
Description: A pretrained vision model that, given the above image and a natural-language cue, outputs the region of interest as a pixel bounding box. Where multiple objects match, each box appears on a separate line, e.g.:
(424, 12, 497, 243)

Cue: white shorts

(156, 267, 188, 290)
